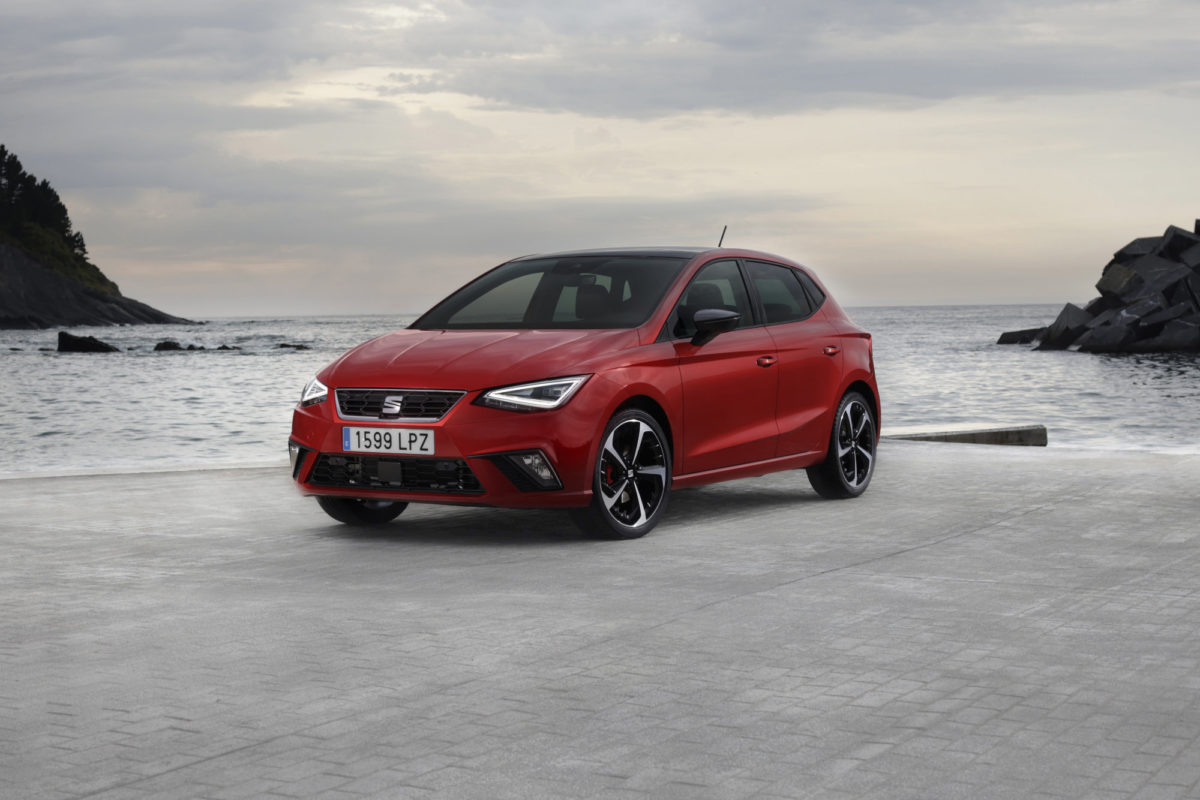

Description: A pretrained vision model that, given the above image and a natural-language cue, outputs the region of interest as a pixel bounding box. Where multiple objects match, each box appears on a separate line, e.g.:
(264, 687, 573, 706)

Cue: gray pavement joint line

(838, 460, 1134, 588)
(29, 464, 1145, 799)
(793, 505, 1057, 580)
(56, 502, 1075, 799)
(835, 484, 1200, 599)
(65, 730, 316, 800)
(550, 498, 1075, 664)
(59, 677, 487, 800)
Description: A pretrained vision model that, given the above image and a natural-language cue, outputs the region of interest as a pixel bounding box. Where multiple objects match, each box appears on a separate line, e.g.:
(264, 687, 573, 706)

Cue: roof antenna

(718, 225, 727, 247)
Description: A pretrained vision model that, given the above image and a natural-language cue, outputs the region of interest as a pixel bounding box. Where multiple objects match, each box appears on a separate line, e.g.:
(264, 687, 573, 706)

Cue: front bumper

(289, 387, 604, 509)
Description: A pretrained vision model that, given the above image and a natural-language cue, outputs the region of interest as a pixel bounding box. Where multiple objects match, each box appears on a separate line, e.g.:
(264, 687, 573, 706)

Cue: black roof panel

(511, 247, 712, 261)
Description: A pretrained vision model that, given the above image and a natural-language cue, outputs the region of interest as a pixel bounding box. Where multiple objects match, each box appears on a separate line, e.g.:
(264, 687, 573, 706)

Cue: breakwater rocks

(55, 333, 299, 353)
(57, 334, 244, 353)
(153, 341, 241, 351)
(1000, 222, 1200, 352)
(57, 331, 119, 353)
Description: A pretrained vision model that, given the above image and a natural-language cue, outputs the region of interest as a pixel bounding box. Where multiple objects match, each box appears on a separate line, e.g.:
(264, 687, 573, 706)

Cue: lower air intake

(309, 454, 484, 495)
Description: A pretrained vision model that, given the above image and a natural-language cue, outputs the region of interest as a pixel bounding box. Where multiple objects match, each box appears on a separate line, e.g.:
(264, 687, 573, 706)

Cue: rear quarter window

(795, 270, 826, 310)
(746, 260, 815, 323)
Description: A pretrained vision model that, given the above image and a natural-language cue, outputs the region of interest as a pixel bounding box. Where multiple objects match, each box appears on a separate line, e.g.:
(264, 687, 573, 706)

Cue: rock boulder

(57, 331, 119, 353)
(1000, 220, 1200, 353)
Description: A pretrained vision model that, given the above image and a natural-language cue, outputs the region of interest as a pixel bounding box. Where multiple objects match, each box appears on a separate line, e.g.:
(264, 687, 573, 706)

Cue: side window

(746, 260, 814, 324)
(672, 260, 753, 338)
(795, 270, 826, 310)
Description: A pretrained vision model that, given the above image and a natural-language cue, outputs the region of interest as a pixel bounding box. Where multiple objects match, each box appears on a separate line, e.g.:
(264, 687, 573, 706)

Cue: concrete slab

(884, 424, 1049, 446)
(2, 441, 1200, 799)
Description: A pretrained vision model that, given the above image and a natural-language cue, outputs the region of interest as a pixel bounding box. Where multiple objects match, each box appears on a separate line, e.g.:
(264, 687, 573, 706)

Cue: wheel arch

(843, 379, 880, 437)
(614, 395, 675, 462)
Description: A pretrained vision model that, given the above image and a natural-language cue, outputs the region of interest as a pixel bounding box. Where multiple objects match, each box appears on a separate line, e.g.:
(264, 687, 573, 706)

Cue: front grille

(309, 454, 484, 495)
(335, 388, 465, 421)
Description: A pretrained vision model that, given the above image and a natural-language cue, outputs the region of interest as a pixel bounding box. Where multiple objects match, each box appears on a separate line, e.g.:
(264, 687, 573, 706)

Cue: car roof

(508, 246, 808, 264)
(510, 247, 713, 261)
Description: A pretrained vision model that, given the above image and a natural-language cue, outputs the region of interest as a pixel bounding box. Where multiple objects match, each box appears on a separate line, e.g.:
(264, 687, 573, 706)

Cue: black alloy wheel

(316, 496, 408, 525)
(807, 391, 876, 499)
(571, 409, 671, 539)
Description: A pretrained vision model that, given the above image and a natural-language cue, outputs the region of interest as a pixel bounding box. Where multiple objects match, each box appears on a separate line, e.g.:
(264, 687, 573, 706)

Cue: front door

(671, 260, 779, 474)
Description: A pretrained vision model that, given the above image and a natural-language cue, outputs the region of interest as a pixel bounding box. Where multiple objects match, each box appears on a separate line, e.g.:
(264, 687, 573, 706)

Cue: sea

(2, 304, 1199, 478)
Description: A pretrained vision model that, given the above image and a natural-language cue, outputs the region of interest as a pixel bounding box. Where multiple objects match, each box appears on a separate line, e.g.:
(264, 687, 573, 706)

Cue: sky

(3, 0, 1200, 317)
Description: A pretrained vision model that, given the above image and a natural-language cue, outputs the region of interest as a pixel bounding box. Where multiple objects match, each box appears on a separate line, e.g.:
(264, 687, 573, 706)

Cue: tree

(0, 143, 115, 294)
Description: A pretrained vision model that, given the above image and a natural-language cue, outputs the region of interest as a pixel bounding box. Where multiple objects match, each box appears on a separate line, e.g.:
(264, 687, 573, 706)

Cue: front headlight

(479, 375, 589, 412)
(300, 376, 328, 407)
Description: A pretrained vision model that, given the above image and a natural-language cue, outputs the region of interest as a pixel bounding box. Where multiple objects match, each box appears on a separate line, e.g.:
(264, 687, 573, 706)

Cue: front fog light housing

(479, 375, 589, 412)
(300, 376, 328, 407)
(488, 450, 563, 491)
(513, 452, 559, 487)
(288, 440, 309, 479)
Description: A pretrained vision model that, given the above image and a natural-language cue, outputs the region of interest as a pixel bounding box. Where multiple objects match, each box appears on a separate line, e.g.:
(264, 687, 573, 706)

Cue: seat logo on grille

(380, 395, 405, 417)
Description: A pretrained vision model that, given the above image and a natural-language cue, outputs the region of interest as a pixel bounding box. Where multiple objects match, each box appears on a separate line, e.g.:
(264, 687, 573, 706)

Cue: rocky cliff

(0, 242, 191, 329)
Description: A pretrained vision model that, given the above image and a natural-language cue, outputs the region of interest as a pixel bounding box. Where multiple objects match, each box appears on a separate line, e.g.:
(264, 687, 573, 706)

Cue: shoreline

(0, 457, 289, 482)
(3, 437, 1199, 484)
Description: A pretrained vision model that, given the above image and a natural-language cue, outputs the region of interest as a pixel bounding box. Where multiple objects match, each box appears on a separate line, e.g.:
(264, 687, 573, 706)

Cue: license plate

(342, 427, 435, 455)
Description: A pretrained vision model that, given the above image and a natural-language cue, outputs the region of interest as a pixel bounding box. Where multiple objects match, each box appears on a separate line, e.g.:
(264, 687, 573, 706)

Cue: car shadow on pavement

(666, 481, 822, 526)
(313, 480, 821, 545)
(315, 507, 590, 546)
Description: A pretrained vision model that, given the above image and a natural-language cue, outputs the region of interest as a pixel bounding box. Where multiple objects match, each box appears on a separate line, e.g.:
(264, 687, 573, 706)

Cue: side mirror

(690, 308, 741, 346)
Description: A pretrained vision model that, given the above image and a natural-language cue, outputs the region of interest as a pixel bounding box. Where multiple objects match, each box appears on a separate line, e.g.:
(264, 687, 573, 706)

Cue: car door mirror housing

(690, 308, 741, 346)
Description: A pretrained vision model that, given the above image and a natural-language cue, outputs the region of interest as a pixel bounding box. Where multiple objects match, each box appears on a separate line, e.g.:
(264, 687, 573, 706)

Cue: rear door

(744, 260, 843, 458)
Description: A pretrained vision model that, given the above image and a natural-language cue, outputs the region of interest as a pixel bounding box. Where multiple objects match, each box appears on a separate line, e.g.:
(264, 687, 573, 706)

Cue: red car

(290, 247, 879, 538)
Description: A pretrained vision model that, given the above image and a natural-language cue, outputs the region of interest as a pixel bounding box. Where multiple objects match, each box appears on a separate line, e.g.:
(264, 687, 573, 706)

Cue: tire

(316, 496, 408, 525)
(570, 409, 671, 539)
(807, 391, 877, 499)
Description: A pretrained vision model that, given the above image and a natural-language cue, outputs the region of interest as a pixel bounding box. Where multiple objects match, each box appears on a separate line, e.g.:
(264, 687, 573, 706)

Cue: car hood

(323, 328, 641, 391)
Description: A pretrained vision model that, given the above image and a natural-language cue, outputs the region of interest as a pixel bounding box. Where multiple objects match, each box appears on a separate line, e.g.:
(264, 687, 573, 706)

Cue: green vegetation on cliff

(0, 143, 119, 296)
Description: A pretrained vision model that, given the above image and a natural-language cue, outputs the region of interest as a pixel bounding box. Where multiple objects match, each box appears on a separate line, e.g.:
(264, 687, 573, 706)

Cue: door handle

(757, 355, 777, 367)
(823, 346, 840, 356)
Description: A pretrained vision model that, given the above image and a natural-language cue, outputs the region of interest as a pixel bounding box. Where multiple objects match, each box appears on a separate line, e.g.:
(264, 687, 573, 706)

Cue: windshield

(411, 255, 689, 330)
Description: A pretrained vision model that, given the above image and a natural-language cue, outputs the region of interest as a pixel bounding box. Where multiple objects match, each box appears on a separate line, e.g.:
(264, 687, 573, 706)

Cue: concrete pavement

(3, 442, 1200, 799)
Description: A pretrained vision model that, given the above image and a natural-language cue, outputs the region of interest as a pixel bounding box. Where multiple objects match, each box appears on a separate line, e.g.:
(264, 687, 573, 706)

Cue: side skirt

(672, 450, 825, 490)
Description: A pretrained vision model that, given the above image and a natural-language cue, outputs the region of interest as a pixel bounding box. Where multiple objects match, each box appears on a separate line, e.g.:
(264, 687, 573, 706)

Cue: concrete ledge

(883, 424, 1048, 446)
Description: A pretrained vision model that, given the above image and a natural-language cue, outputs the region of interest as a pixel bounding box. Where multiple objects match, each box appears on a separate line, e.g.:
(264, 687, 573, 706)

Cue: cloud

(13, 1, 1196, 121)
(368, 0, 1200, 115)
(3, 0, 1200, 314)
(91, 181, 822, 316)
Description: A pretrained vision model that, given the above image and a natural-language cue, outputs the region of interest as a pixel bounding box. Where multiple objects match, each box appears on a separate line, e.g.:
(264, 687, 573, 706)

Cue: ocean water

(2, 305, 1199, 478)
(858, 304, 1200, 451)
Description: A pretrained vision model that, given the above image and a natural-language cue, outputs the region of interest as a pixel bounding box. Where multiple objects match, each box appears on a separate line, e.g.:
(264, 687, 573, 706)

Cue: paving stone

(2, 444, 1200, 799)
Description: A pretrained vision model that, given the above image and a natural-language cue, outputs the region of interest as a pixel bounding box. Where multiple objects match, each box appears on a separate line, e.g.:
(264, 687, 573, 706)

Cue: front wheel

(807, 391, 877, 499)
(570, 409, 671, 539)
(316, 496, 408, 525)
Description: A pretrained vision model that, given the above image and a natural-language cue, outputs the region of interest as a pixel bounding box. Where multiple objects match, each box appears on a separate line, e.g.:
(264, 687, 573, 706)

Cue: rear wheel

(316, 496, 408, 525)
(807, 391, 876, 499)
(570, 409, 671, 539)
